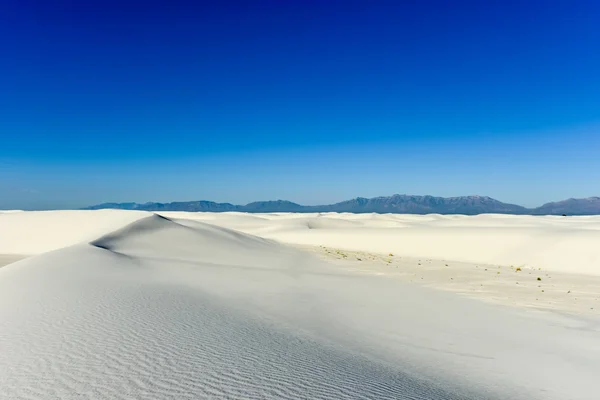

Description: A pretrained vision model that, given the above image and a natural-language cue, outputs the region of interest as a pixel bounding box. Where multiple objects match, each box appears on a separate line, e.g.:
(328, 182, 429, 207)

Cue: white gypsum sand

(160, 212, 600, 276)
(0, 209, 148, 255)
(1, 210, 599, 400)
(302, 245, 600, 316)
(163, 212, 600, 314)
(0, 254, 27, 268)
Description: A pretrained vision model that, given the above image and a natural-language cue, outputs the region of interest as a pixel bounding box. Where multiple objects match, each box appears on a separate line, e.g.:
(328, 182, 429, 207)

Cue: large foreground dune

(1, 210, 599, 399)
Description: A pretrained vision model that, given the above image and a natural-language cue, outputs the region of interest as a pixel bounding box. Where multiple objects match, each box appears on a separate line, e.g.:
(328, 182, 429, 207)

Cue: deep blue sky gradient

(1, 0, 599, 209)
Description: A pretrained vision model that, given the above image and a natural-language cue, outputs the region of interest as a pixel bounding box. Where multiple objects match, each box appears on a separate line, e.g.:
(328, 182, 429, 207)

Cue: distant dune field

(1, 210, 599, 400)
(160, 211, 600, 275)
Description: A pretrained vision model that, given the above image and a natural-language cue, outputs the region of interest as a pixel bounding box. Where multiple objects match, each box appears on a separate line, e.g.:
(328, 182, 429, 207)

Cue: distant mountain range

(85, 195, 600, 215)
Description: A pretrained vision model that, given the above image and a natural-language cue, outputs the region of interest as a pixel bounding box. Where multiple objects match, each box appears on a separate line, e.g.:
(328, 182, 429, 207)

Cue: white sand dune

(1, 211, 600, 399)
(0, 254, 27, 268)
(0, 210, 148, 255)
(166, 212, 600, 276)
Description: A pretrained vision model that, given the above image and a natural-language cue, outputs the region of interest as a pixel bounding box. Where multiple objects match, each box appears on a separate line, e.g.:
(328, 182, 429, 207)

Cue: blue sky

(1, 0, 599, 209)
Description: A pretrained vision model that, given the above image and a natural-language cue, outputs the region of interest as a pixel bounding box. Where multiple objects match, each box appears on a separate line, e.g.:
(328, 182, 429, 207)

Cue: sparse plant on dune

(515, 267, 522, 272)
(537, 277, 542, 281)
(336, 250, 348, 258)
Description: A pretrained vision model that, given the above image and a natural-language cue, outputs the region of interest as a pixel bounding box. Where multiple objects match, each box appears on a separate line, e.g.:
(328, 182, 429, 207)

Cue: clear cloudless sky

(1, 0, 599, 209)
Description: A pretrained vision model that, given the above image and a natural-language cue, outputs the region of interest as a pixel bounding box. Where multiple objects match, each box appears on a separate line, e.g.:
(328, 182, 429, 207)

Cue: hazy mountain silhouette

(85, 195, 600, 215)
(531, 197, 600, 215)
(313, 195, 528, 214)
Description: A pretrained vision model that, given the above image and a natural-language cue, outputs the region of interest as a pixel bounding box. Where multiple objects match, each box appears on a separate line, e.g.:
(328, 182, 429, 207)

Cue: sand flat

(302, 244, 600, 316)
(1, 210, 600, 399)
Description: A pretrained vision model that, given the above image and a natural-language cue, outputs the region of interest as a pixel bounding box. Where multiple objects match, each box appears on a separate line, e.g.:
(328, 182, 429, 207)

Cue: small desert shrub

(389, 253, 393, 256)
(537, 277, 542, 281)
(516, 267, 522, 272)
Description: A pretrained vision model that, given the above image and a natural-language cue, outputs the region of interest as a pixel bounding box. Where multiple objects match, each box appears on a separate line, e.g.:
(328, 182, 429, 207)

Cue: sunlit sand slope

(1, 212, 599, 399)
